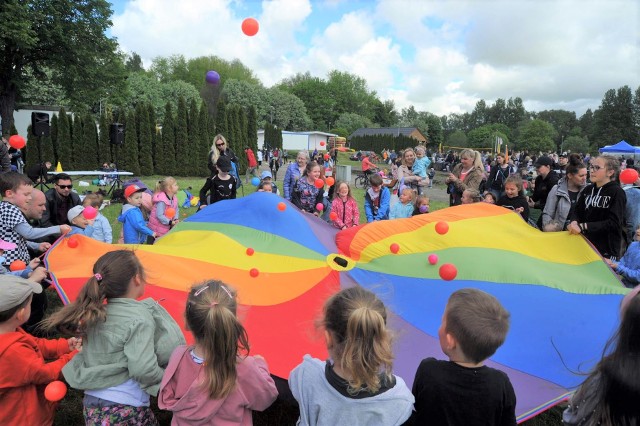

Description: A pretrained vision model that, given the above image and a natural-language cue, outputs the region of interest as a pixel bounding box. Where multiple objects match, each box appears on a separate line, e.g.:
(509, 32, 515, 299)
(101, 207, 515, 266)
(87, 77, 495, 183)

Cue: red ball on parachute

(435, 221, 449, 235)
(390, 243, 400, 254)
(67, 236, 79, 248)
(439, 263, 457, 281)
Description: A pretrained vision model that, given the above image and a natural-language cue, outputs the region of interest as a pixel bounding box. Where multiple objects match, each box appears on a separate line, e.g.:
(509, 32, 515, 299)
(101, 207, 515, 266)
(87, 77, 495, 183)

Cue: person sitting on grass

(364, 174, 390, 222)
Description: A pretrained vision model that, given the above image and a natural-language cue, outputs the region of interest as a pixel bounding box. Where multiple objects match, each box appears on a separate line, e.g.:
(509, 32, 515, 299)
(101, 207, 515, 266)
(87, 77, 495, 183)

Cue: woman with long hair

(207, 134, 238, 175)
(445, 149, 485, 206)
(542, 154, 588, 231)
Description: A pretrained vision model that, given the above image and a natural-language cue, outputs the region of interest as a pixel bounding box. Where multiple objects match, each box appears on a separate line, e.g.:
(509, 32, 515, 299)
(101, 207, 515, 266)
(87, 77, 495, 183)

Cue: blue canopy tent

(599, 140, 640, 155)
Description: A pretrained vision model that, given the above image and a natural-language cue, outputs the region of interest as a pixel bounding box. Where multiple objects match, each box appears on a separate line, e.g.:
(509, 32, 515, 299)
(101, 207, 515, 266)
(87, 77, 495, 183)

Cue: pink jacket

(148, 192, 178, 237)
(158, 346, 278, 426)
(331, 196, 360, 229)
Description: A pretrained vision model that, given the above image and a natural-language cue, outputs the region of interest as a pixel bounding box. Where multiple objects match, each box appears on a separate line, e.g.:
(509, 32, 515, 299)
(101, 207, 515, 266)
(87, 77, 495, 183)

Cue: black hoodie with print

(570, 180, 628, 259)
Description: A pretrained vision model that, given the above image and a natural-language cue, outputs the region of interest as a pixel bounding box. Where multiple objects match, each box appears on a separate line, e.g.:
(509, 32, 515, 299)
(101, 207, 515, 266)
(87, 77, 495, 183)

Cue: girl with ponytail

(290, 286, 414, 425)
(45, 250, 184, 425)
(159, 280, 277, 424)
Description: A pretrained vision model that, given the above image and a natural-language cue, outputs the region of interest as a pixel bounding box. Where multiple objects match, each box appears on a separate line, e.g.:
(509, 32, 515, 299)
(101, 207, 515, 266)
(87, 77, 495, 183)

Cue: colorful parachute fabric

(46, 196, 628, 422)
(336, 202, 629, 422)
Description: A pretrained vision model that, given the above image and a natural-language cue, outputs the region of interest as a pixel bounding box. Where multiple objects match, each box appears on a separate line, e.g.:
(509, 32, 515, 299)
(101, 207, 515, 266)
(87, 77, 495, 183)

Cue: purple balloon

(205, 70, 220, 85)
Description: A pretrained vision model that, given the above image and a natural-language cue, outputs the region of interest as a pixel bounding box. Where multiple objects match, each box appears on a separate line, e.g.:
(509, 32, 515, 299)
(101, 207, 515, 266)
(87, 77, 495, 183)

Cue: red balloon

(165, 207, 176, 218)
(325, 177, 335, 187)
(241, 18, 259, 36)
(9, 260, 26, 271)
(277, 202, 286, 211)
(390, 243, 400, 254)
(428, 254, 438, 265)
(314, 179, 325, 189)
(67, 236, 79, 248)
(82, 206, 98, 220)
(329, 211, 338, 221)
(620, 168, 639, 184)
(249, 268, 259, 277)
(8, 135, 26, 149)
(246, 247, 255, 256)
(44, 380, 67, 402)
(316, 203, 324, 211)
(320, 141, 326, 146)
(435, 221, 449, 235)
(439, 263, 457, 281)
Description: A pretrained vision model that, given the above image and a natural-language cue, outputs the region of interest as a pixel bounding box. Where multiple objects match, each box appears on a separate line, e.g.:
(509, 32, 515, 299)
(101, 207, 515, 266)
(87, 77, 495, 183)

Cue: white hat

(0, 275, 42, 312)
(67, 205, 85, 223)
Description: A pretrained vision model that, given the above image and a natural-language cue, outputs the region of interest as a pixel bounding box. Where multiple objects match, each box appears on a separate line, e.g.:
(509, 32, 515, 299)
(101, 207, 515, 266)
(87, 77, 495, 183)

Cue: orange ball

(241, 17, 259, 36)
(277, 202, 286, 211)
(620, 168, 639, 184)
(325, 177, 335, 187)
(329, 211, 338, 221)
(8, 135, 26, 149)
(9, 260, 27, 271)
(67, 236, 79, 248)
(165, 207, 176, 218)
(435, 221, 449, 235)
(44, 380, 67, 402)
(314, 179, 325, 189)
(246, 247, 255, 256)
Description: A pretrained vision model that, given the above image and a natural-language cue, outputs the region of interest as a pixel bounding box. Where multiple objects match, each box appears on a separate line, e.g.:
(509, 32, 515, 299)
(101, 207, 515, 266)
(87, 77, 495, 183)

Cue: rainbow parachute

(46, 195, 628, 422)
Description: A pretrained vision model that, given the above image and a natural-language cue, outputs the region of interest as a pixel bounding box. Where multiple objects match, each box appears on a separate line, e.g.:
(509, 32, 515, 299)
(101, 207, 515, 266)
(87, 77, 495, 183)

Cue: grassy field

(47, 154, 563, 425)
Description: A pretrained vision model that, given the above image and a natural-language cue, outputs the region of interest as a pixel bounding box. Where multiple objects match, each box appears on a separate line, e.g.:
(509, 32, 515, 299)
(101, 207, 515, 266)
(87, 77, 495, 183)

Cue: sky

(109, 0, 640, 118)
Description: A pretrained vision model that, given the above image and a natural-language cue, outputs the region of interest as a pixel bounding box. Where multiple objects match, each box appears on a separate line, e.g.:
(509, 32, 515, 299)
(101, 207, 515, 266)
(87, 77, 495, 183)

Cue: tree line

(2, 1, 638, 162)
(23, 98, 260, 178)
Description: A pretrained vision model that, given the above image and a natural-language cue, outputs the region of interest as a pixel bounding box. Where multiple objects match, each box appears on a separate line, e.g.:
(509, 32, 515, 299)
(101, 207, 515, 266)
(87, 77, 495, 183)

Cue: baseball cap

(0, 275, 42, 313)
(216, 157, 232, 173)
(67, 205, 85, 223)
(0, 238, 17, 251)
(534, 156, 554, 167)
(559, 152, 568, 158)
(260, 170, 272, 180)
(124, 184, 146, 199)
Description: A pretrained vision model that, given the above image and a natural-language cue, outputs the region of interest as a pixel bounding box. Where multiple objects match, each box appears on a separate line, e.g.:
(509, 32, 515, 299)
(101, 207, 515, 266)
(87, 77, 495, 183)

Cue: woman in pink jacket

(330, 181, 360, 229)
(159, 281, 278, 425)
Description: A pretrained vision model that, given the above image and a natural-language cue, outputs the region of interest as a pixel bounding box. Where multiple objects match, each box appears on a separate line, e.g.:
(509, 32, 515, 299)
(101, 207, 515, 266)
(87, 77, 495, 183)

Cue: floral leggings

(83, 404, 158, 426)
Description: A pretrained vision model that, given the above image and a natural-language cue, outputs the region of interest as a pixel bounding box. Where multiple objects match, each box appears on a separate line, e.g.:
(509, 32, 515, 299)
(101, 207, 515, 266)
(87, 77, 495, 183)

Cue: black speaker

(110, 123, 125, 145)
(31, 112, 50, 136)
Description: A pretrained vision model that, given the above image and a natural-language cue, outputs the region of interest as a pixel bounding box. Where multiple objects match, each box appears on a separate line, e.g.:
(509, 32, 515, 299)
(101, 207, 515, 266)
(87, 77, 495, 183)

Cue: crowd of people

(2, 130, 640, 425)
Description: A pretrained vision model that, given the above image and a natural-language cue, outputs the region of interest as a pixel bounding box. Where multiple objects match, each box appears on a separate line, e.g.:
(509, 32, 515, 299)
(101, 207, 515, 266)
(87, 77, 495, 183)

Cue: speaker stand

(106, 144, 124, 197)
(35, 136, 50, 191)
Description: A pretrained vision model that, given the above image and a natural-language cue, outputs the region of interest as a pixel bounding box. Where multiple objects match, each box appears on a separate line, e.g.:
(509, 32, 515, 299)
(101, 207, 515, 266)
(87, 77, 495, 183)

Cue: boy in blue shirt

(118, 185, 157, 244)
(364, 174, 390, 222)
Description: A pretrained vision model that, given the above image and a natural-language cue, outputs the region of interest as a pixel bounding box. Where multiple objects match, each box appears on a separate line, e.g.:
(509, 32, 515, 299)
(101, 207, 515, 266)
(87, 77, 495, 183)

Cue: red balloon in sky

(620, 168, 639, 184)
(241, 18, 259, 36)
(9, 135, 26, 149)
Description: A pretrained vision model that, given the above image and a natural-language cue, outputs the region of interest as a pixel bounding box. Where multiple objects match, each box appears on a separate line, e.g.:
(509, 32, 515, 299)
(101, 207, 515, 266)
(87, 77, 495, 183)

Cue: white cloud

(111, 0, 640, 117)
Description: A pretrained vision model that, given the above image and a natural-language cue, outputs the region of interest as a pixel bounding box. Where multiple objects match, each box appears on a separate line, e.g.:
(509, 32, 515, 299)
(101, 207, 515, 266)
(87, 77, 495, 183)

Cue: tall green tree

(56, 108, 71, 169)
(175, 96, 189, 176)
(535, 110, 577, 150)
(137, 104, 154, 176)
(0, 0, 126, 132)
(147, 103, 158, 173)
(517, 119, 557, 153)
(82, 113, 99, 169)
(70, 114, 84, 169)
(187, 99, 200, 174)
(157, 103, 176, 175)
(247, 106, 258, 152)
(215, 98, 228, 136)
(198, 102, 211, 176)
(120, 110, 140, 175)
(98, 112, 111, 164)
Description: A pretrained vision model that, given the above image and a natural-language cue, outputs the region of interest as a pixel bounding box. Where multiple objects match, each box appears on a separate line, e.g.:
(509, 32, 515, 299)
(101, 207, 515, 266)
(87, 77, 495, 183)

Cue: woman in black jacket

(568, 155, 628, 260)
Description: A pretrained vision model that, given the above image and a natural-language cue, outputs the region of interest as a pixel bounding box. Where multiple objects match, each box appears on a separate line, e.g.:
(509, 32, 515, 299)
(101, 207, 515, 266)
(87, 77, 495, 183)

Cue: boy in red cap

(117, 184, 157, 244)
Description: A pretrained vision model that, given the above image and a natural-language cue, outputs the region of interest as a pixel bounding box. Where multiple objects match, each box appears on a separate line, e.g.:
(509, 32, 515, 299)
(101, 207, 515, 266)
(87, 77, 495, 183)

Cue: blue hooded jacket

(118, 204, 154, 244)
